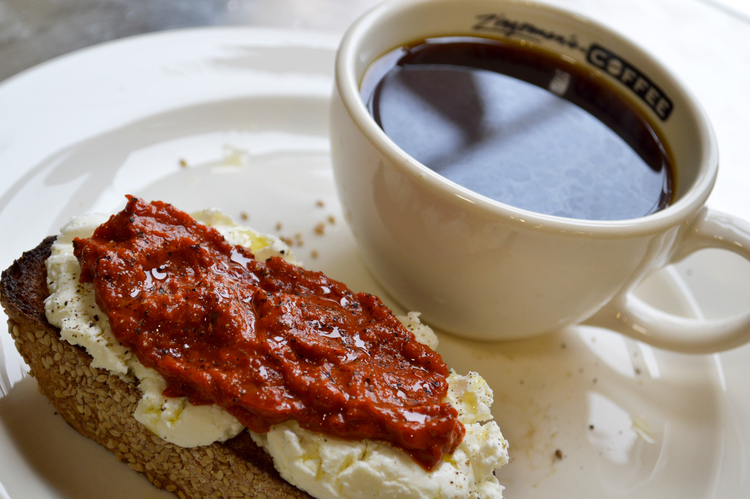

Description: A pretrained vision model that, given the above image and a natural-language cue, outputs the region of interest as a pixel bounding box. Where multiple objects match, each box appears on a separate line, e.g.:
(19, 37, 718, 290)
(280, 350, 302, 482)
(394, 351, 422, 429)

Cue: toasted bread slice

(1, 237, 311, 499)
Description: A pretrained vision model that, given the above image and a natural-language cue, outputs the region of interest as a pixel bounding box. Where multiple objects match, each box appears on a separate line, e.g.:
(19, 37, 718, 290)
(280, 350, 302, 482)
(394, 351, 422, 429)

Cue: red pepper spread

(73, 196, 464, 470)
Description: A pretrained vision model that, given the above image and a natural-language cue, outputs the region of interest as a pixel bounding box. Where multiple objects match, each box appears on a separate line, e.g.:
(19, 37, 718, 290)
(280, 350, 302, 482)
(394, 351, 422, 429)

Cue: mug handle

(583, 207, 750, 353)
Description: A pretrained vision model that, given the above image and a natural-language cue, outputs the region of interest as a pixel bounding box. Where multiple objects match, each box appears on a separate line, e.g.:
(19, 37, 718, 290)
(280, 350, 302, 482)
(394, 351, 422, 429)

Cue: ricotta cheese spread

(44, 209, 509, 499)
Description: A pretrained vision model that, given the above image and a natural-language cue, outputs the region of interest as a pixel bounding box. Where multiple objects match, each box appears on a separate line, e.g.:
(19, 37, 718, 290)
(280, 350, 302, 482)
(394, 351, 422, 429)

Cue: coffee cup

(329, 0, 750, 353)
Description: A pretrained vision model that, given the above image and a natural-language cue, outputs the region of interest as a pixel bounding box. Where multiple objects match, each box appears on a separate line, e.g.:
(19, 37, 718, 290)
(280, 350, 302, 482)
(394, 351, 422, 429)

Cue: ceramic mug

(329, 0, 750, 353)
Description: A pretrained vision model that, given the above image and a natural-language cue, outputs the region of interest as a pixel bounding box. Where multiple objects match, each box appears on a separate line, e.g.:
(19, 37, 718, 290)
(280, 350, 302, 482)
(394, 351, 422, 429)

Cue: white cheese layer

(251, 371, 508, 499)
(44, 210, 508, 499)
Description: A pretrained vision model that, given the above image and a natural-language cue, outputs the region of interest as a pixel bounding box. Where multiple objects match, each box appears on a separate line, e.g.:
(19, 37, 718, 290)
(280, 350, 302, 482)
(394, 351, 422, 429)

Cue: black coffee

(361, 37, 673, 221)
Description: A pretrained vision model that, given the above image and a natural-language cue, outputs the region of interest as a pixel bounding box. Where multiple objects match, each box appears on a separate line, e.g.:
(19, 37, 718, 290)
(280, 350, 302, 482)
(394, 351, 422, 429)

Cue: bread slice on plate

(1, 199, 508, 499)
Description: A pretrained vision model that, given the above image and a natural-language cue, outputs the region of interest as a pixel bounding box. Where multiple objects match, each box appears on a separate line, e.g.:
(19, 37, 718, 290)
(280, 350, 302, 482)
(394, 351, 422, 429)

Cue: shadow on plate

(0, 376, 170, 499)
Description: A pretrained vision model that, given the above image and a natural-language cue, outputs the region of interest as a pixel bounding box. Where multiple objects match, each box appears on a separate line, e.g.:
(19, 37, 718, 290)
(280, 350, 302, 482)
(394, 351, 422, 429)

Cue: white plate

(0, 27, 748, 499)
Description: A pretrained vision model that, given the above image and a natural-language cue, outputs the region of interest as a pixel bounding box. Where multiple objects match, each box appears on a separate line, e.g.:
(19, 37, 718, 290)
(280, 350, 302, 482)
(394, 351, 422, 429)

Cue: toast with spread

(1, 199, 508, 499)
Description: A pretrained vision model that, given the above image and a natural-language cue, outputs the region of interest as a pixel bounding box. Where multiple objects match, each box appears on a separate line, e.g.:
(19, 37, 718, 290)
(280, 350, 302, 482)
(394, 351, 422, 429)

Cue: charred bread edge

(1, 236, 311, 499)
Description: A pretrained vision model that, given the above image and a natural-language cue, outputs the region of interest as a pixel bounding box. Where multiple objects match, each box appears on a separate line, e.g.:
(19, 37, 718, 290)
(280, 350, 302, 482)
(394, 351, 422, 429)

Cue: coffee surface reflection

(361, 37, 673, 221)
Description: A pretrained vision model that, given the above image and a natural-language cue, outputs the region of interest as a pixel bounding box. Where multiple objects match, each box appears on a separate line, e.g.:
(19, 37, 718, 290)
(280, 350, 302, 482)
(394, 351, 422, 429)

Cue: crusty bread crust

(1, 237, 311, 499)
